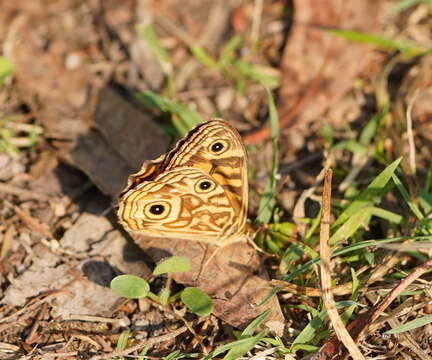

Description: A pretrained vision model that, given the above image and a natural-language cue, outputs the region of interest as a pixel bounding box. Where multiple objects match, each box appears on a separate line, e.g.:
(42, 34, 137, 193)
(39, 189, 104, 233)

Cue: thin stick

(406, 89, 419, 175)
(319, 168, 366, 360)
(250, 0, 263, 45)
(368, 257, 432, 324)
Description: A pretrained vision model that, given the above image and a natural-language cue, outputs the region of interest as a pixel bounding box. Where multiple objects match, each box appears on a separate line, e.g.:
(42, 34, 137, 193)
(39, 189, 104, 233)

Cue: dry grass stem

(319, 168, 365, 360)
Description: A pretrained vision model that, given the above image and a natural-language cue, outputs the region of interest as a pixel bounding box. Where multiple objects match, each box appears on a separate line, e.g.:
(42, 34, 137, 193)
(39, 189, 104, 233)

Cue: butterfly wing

(119, 120, 248, 237)
(118, 167, 246, 245)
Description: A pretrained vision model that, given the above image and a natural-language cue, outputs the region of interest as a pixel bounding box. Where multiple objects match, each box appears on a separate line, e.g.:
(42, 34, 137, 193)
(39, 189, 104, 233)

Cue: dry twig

(319, 168, 365, 360)
(406, 88, 419, 176)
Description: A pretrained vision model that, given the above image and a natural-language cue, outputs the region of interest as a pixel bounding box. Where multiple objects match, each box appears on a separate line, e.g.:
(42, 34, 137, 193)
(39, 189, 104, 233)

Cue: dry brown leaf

(134, 235, 284, 332)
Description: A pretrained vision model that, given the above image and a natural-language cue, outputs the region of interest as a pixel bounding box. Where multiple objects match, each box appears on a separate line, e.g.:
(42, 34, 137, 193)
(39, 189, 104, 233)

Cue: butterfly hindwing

(118, 167, 244, 245)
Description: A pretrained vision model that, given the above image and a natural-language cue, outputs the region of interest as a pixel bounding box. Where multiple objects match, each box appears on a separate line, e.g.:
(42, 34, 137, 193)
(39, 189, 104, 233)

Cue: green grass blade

(359, 113, 382, 146)
(333, 157, 402, 227)
(419, 190, 432, 214)
(370, 207, 403, 224)
(137, 91, 203, 135)
(168, 102, 204, 133)
(334, 140, 368, 155)
(137, 90, 170, 111)
(330, 206, 372, 245)
(219, 34, 243, 68)
(138, 346, 150, 359)
(116, 330, 130, 351)
(388, 0, 425, 14)
(256, 89, 279, 224)
(138, 24, 172, 75)
(222, 332, 266, 360)
(256, 286, 280, 306)
(203, 332, 266, 360)
(282, 235, 432, 282)
(190, 45, 219, 70)
(392, 174, 425, 220)
(327, 29, 428, 57)
(341, 268, 360, 323)
(241, 309, 271, 336)
(424, 163, 432, 193)
(234, 60, 280, 88)
(291, 301, 363, 350)
(384, 314, 432, 334)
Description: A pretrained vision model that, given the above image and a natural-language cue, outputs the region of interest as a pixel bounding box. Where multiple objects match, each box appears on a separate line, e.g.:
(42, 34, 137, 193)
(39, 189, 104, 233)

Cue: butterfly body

(117, 120, 249, 246)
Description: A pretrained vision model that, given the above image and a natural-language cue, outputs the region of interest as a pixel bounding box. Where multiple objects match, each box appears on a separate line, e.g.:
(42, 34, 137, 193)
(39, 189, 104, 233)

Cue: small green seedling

(153, 255, 191, 275)
(154, 256, 191, 306)
(110, 256, 213, 317)
(110, 274, 150, 299)
(181, 287, 213, 317)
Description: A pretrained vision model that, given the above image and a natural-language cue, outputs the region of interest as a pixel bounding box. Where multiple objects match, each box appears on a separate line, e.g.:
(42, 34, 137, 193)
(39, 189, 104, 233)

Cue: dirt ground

(0, 0, 432, 359)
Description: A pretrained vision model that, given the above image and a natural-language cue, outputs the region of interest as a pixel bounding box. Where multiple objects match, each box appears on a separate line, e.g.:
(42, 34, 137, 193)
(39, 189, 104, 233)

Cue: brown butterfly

(117, 119, 249, 246)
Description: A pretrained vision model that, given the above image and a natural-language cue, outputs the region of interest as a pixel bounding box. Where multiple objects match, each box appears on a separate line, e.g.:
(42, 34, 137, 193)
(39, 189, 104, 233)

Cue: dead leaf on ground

(134, 235, 284, 333)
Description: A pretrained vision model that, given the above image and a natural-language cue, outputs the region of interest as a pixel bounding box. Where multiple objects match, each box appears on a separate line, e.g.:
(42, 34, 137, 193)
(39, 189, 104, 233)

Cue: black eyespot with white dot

(195, 178, 216, 193)
(199, 181, 212, 190)
(208, 139, 229, 155)
(144, 201, 171, 220)
(211, 142, 224, 153)
(150, 204, 164, 215)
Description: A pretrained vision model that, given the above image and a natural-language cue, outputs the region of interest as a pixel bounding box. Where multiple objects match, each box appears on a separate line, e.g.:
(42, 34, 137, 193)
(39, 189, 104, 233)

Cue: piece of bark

(94, 87, 169, 170)
(64, 128, 136, 197)
(62, 87, 170, 197)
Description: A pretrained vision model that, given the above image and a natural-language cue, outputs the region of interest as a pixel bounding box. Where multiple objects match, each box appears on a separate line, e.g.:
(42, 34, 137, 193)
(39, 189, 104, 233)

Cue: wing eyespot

(144, 201, 171, 220)
(195, 178, 216, 193)
(208, 139, 230, 155)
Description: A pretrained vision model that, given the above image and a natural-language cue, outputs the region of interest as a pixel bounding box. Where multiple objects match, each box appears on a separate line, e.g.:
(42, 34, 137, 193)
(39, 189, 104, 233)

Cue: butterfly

(117, 119, 250, 246)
